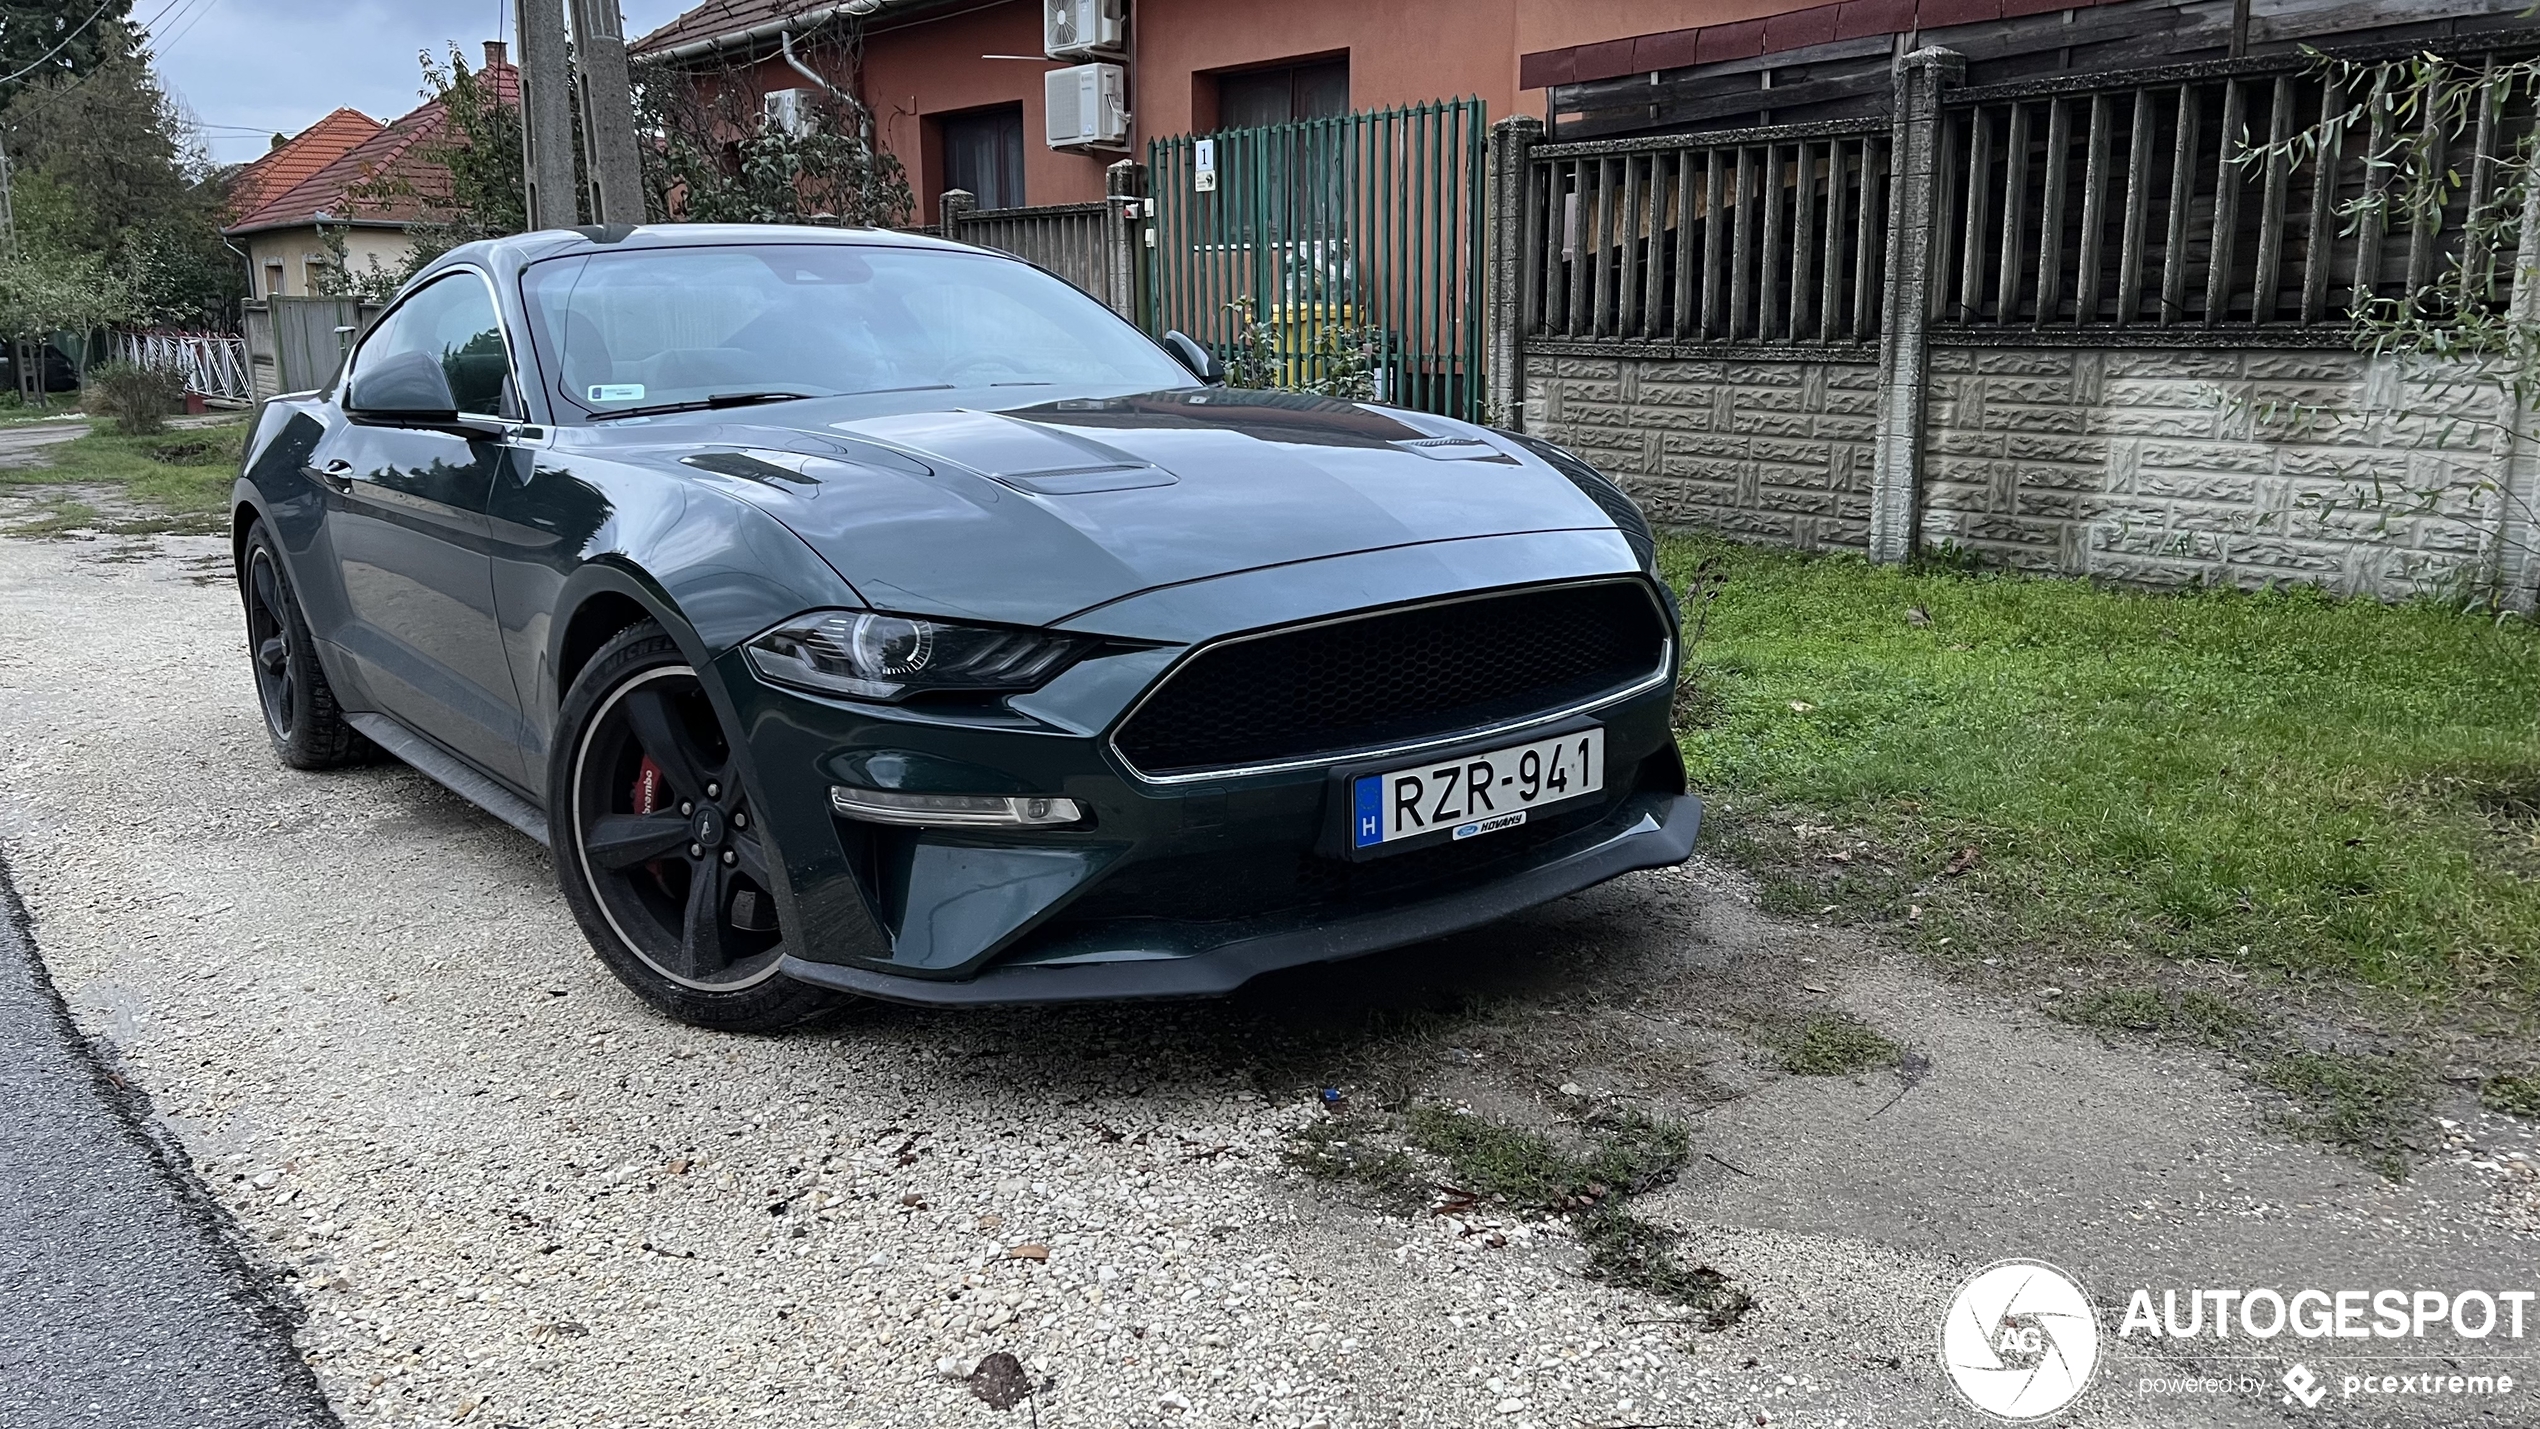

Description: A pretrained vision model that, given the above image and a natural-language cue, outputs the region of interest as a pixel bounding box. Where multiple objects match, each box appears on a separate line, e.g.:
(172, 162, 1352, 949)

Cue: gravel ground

(1, 524, 2535, 1429)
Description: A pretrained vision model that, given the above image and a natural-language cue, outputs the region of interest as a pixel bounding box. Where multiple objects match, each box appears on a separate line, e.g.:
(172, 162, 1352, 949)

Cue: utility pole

(516, 0, 579, 229)
(0, 133, 29, 410)
(0, 134, 15, 256)
(569, 0, 647, 225)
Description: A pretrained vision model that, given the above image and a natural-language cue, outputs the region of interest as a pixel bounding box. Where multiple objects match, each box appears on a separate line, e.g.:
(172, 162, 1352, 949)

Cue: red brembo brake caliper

(632, 757, 675, 895)
(632, 756, 667, 818)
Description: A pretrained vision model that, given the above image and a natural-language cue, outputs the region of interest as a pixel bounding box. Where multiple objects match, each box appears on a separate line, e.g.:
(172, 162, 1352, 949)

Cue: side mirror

(1161, 330, 1225, 385)
(345, 349, 459, 425)
(344, 351, 513, 438)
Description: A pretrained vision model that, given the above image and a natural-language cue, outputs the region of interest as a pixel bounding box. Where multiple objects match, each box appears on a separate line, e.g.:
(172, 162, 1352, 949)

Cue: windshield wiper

(591, 385, 957, 422)
(595, 391, 822, 420)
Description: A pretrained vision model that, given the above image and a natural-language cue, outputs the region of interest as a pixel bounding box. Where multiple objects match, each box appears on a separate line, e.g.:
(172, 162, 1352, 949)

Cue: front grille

(1112, 580, 1669, 778)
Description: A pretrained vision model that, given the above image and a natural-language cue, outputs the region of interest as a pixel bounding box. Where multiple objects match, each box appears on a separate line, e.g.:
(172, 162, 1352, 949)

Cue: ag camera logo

(1941, 1259, 2102, 1420)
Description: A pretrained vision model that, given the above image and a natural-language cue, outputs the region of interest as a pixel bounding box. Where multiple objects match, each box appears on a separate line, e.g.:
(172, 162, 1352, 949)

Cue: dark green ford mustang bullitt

(232, 224, 1697, 1030)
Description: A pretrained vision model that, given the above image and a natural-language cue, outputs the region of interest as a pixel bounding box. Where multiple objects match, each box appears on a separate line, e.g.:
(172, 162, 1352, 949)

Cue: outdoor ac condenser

(1045, 62, 1128, 149)
(762, 87, 811, 136)
(1044, 0, 1125, 59)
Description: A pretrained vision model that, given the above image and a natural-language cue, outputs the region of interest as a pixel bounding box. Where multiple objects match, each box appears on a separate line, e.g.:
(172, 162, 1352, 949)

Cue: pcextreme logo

(1940, 1259, 2102, 1421)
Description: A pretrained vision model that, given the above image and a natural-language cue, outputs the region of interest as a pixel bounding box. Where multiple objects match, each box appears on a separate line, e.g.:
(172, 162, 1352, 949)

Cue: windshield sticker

(588, 383, 644, 402)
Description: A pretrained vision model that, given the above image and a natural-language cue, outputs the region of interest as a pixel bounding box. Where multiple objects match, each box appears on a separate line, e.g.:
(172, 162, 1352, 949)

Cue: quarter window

(347, 273, 518, 417)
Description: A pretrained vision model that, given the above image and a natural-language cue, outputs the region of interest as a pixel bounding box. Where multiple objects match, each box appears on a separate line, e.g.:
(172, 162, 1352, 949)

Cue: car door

(309, 271, 533, 787)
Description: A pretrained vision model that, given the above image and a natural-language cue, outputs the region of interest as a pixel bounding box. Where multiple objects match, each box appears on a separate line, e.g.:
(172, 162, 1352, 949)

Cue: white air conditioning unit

(1045, 62, 1128, 149)
(762, 87, 812, 136)
(1044, 0, 1124, 59)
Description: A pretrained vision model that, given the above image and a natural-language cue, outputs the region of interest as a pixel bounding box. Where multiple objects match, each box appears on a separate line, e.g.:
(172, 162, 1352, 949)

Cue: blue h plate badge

(1352, 774, 1384, 849)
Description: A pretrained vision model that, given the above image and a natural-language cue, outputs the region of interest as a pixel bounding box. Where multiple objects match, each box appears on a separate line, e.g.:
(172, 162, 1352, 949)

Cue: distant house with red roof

(223, 107, 382, 235)
(222, 42, 517, 300)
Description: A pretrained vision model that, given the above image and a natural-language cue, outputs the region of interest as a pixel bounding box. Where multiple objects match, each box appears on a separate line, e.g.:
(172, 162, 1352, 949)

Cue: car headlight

(745, 611, 1095, 701)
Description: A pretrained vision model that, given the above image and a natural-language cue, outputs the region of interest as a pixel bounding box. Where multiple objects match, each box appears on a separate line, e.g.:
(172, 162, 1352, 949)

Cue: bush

(85, 360, 186, 435)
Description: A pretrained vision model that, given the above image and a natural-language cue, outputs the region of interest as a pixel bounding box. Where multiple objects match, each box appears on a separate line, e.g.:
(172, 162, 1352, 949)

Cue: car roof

(418, 222, 990, 288)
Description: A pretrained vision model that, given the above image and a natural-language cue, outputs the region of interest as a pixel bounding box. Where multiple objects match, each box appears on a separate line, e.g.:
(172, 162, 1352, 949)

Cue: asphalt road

(0, 857, 336, 1429)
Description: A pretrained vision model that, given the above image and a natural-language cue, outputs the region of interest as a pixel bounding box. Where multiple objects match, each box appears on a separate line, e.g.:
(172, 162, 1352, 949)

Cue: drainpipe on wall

(780, 27, 878, 213)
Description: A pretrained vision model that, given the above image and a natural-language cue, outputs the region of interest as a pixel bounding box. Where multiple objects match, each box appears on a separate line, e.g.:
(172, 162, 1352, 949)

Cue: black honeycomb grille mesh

(1114, 581, 1668, 776)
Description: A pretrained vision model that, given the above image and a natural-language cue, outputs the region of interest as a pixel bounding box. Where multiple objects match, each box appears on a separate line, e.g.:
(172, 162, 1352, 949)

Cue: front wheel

(239, 520, 370, 769)
(548, 621, 845, 1032)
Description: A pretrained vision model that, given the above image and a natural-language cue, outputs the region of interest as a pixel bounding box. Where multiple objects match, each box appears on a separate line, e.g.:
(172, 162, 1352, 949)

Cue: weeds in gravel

(0, 420, 244, 536)
(1404, 1104, 1687, 1207)
(2055, 987, 2257, 1044)
(2483, 1072, 2540, 1120)
(1285, 1103, 1751, 1326)
(2054, 985, 2424, 1177)
(1281, 1116, 1421, 1201)
(1765, 1012, 1902, 1076)
(2256, 1050, 2427, 1180)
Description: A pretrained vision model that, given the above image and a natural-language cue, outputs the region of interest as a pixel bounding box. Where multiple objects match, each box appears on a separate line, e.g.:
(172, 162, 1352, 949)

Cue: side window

(347, 274, 518, 417)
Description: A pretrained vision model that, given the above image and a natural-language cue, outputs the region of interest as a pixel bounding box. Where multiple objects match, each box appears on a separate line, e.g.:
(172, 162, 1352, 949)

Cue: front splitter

(775, 792, 1700, 1007)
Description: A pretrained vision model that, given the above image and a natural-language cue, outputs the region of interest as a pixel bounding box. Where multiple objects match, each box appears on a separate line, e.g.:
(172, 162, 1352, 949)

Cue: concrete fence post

(938, 188, 978, 242)
(1869, 47, 1963, 565)
(2496, 170, 2540, 612)
(1105, 159, 1146, 326)
(1486, 114, 1543, 431)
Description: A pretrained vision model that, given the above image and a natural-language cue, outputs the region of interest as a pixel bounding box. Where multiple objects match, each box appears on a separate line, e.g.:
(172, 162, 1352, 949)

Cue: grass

(0, 419, 244, 536)
(2481, 1072, 2540, 1120)
(1660, 533, 2540, 1009)
(1766, 1011, 1902, 1076)
(1285, 1104, 1752, 1325)
(1658, 532, 2540, 1172)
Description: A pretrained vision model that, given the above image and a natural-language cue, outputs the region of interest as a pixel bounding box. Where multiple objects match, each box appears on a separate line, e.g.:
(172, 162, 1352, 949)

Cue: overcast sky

(151, 0, 702, 164)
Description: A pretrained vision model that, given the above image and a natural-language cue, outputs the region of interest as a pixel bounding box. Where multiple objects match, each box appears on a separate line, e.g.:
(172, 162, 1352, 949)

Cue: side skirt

(345, 712, 551, 847)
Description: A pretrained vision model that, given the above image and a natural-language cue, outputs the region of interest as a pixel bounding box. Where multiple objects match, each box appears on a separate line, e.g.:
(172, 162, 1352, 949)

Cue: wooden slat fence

(1932, 54, 2538, 334)
(1521, 118, 1891, 347)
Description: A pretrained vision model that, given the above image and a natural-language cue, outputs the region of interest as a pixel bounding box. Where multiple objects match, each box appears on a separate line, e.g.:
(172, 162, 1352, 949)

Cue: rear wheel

(239, 521, 369, 769)
(548, 621, 844, 1032)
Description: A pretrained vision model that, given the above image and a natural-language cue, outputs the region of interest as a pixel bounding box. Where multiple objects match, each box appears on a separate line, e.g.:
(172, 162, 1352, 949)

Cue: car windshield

(519, 242, 1193, 421)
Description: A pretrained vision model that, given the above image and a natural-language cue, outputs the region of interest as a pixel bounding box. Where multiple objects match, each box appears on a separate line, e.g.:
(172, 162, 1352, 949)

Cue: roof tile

(226, 64, 518, 235)
(224, 108, 381, 222)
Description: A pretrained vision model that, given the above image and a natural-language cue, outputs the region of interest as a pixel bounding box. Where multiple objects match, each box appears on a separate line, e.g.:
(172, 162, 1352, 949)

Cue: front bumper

(777, 790, 1699, 1005)
(718, 552, 1692, 1005)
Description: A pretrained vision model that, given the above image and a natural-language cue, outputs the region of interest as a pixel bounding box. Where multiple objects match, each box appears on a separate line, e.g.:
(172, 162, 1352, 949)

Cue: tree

(0, 243, 135, 402)
(2, 49, 244, 329)
(633, 33, 912, 227)
(327, 45, 531, 299)
(0, 0, 137, 108)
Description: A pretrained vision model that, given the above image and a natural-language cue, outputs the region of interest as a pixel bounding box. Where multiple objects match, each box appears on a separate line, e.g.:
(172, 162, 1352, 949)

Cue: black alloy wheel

(239, 521, 366, 768)
(551, 622, 842, 1030)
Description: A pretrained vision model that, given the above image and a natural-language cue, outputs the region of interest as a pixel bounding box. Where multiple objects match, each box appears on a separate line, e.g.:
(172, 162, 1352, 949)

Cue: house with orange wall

(629, 1, 1822, 218)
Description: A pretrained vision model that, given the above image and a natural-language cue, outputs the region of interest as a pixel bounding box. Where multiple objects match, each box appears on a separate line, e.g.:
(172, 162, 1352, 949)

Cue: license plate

(1350, 727, 1605, 849)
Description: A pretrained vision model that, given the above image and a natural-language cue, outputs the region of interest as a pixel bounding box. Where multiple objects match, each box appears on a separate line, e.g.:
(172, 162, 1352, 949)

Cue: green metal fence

(1146, 99, 1489, 421)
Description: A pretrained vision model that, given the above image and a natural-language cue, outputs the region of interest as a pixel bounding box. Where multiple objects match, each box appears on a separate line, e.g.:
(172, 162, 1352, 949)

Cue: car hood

(595, 388, 1626, 629)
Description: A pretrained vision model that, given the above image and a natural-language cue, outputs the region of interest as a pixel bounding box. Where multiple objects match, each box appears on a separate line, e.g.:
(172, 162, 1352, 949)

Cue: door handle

(307, 459, 354, 492)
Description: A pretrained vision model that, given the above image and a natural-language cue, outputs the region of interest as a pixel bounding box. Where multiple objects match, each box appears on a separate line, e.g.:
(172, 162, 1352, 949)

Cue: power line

(153, 0, 223, 55)
(0, 0, 118, 89)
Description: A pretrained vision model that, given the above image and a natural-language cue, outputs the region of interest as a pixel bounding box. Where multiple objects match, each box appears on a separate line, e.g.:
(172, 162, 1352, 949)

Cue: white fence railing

(111, 329, 253, 403)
